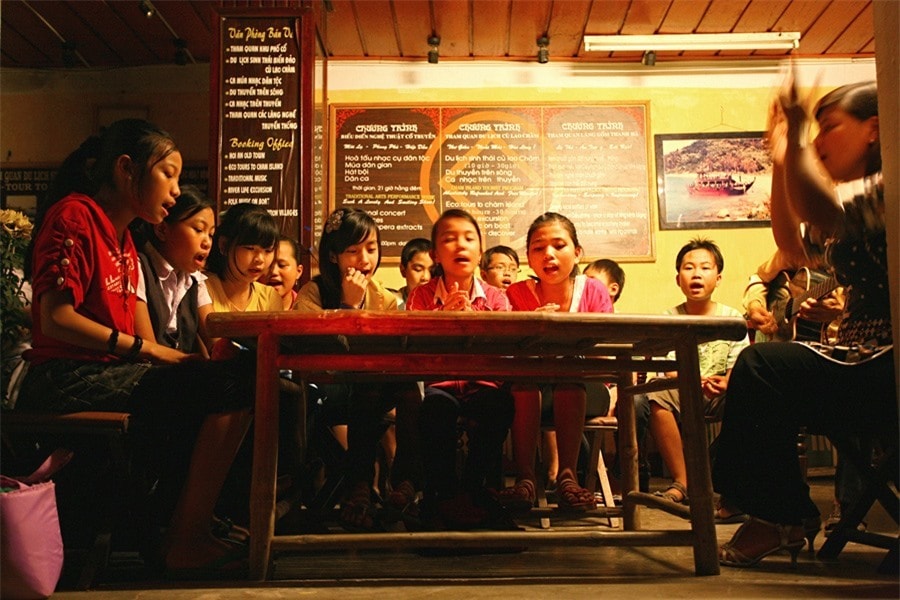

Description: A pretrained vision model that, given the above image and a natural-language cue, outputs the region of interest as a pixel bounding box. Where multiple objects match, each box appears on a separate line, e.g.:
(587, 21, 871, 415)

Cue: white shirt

(137, 243, 211, 334)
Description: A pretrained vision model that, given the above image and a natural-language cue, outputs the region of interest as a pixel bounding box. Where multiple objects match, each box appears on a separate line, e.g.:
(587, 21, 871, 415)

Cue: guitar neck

(789, 274, 837, 318)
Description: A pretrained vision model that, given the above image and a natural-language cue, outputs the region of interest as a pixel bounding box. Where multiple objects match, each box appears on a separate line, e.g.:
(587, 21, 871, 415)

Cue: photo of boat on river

(688, 172, 755, 196)
(654, 132, 772, 229)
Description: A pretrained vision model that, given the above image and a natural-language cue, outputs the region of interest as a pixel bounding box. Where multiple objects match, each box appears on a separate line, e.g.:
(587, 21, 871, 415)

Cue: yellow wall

(0, 59, 877, 315)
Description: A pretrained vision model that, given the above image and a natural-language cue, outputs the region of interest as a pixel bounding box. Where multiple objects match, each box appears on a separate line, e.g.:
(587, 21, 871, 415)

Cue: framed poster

(655, 131, 772, 230)
(331, 104, 654, 261)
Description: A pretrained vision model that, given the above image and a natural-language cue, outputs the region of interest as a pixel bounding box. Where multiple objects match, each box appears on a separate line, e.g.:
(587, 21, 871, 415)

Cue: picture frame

(654, 131, 772, 230)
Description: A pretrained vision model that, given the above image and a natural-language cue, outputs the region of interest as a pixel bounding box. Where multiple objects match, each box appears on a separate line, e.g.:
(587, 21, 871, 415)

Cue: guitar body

(768, 267, 837, 342)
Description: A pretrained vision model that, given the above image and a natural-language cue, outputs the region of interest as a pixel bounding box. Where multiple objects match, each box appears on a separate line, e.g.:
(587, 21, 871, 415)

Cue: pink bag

(1, 449, 72, 600)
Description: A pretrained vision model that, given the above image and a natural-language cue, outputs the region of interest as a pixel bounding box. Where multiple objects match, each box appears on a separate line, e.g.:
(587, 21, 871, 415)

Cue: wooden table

(207, 310, 748, 579)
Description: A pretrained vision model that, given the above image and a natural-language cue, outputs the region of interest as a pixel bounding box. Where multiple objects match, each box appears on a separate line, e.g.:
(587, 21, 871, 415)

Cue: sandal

(556, 477, 596, 511)
(339, 482, 383, 533)
(493, 479, 536, 513)
(718, 517, 805, 567)
(383, 480, 420, 528)
(387, 479, 418, 511)
(654, 481, 688, 505)
(211, 516, 250, 545)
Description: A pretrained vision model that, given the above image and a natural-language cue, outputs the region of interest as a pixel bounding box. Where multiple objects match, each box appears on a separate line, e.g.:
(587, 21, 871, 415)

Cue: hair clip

(325, 210, 344, 234)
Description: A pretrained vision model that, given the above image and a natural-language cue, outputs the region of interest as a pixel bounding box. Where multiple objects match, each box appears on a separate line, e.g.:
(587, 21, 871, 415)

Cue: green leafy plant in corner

(0, 209, 33, 363)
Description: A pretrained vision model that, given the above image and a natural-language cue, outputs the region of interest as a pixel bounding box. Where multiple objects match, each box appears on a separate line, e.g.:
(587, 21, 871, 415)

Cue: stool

(1, 411, 142, 589)
(583, 415, 619, 526)
(817, 436, 898, 574)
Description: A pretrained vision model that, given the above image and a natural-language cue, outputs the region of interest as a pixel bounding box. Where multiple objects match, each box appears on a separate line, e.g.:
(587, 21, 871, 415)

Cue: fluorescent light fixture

(583, 32, 800, 53)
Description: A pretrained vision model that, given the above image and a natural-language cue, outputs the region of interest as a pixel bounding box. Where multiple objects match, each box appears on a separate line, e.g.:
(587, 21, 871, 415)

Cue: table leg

(617, 371, 640, 531)
(676, 337, 720, 576)
(249, 332, 280, 580)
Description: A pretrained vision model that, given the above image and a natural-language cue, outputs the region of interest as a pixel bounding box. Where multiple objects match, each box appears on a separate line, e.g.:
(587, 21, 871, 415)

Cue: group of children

(20, 117, 752, 577)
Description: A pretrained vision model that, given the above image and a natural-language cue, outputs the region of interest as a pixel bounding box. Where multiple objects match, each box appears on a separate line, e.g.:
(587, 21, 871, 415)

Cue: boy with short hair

(584, 258, 625, 306)
(629, 238, 749, 503)
(390, 237, 433, 309)
(480, 245, 520, 292)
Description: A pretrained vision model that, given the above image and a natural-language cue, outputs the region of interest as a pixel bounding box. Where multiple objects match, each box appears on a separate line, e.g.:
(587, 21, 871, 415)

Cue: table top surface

(207, 310, 747, 359)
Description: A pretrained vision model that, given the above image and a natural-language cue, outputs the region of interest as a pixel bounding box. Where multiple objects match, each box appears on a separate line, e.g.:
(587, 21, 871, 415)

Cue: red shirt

(28, 194, 139, 364)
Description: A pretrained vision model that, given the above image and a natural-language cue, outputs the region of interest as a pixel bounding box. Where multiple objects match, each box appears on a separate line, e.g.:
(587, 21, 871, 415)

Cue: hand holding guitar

(797, 294, 843, 324)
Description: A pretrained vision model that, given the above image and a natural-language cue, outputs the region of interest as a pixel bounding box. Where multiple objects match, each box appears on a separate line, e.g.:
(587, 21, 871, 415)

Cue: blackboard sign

(330, 104, 653, 261)
(0, 166, 56, 215)
(210, 10, 302, 238)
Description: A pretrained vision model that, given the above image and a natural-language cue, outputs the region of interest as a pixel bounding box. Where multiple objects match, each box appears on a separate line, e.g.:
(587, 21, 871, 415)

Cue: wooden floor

(53, 476, 899, 599)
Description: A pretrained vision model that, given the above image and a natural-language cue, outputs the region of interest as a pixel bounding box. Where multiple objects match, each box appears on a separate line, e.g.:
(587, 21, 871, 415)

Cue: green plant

(0, 209, 33, 355)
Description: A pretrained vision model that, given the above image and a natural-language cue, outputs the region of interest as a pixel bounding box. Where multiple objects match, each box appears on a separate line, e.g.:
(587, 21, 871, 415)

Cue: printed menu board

(212, 14, 301, 237)
(331, 105, 653, 260)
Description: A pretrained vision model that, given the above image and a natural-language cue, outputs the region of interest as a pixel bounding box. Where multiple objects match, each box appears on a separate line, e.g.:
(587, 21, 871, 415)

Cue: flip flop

(212, 516, 250, 545)
(715, 511, 749, 524)
(654, 481, 689, 505)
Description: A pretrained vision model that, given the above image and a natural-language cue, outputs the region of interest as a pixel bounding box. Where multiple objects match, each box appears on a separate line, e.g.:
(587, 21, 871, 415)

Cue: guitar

(767, 267, 841, 342)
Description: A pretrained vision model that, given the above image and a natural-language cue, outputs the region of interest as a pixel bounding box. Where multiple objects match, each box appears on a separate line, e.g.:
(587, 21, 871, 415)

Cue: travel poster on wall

(330, 104, 653, 261)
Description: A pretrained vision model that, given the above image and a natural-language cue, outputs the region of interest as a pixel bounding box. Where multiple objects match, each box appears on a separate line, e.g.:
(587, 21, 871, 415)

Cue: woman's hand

(765, 99, 788, 167)
(776, 67, 820, 147)
(798, 295, 844, 324)
(340, 267, 367, 308)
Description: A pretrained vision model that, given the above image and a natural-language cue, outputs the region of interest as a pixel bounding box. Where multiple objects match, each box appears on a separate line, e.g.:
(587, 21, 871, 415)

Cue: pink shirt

(406, 276, 510, 312)
(506, 274, 613, 314)
(406, 275, 510, 395)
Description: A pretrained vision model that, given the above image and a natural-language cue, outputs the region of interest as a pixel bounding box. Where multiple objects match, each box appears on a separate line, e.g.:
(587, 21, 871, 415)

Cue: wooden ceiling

(0, 0, 876, 70)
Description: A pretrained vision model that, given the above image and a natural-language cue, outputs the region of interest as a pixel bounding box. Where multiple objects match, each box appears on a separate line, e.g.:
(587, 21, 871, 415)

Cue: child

(294, 207, 420, 531)
(265, 235, 304, 310)
(406, 209, 514, 529)
(584, 258, 625, 305)
(389, 237, 433, 309)
(540, 257, 623, 489)
(632, 238, 749, 505)
(134, 185, 215, 355)
(480, 245, 520, 292)
(17, 119, 253, 575)
(203, 203, 281, 347)
(497, 212, 613, 512)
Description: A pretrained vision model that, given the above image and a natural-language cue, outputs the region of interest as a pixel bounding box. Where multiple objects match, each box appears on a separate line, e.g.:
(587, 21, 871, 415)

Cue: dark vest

(138, 245, 200, 353)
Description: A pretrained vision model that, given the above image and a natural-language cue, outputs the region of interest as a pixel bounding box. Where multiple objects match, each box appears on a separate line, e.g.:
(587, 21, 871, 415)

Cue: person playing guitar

(742, 249, 844, 343)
